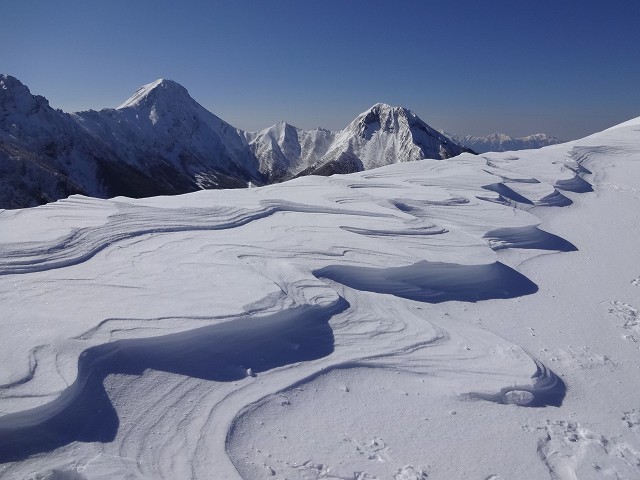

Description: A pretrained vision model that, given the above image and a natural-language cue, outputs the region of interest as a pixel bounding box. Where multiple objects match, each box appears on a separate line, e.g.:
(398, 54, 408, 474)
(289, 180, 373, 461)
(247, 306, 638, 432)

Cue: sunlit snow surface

(1, 120, 640, 479)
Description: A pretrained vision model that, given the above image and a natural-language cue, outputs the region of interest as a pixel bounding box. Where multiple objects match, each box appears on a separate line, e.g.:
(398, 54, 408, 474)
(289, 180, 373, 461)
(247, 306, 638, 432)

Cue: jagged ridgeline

(0, 75, 470, 209)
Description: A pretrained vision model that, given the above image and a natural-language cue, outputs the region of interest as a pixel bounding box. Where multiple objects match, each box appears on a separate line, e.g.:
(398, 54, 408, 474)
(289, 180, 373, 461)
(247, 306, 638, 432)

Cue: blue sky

(2, 0, 638, 139)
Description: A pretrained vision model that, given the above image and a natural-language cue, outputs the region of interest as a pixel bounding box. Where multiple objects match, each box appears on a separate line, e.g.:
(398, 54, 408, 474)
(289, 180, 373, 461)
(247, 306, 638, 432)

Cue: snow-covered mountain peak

(348, 103, 418, 140)
(486, 132, 512, 142)
(259, 121, 299, 141)
(117, 78, 191, 110)
(0, 74, 50, 116)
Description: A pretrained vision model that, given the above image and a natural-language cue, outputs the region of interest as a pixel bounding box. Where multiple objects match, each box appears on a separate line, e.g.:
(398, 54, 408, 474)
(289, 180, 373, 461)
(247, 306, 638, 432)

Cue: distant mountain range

(0, 74, 558, 209)
(443, 131, 562, 153)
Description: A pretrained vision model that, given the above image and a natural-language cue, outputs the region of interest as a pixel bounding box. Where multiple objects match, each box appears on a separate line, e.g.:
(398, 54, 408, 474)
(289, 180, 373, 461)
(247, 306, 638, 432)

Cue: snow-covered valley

(0, 113, 639, 479)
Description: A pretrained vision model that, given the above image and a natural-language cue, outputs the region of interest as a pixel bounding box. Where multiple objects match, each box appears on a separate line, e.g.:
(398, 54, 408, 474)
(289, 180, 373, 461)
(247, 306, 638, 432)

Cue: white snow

(116, 79, 168, 109)
(0, 117, 639, 479)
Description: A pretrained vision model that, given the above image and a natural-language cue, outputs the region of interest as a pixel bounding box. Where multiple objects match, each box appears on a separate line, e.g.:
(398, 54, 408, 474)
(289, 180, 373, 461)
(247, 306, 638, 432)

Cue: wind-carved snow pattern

(2, 118, 636, 479)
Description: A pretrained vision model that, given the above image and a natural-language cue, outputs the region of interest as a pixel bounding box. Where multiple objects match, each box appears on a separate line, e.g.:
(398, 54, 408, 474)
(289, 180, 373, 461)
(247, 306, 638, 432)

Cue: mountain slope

(0, 74, 155, 208)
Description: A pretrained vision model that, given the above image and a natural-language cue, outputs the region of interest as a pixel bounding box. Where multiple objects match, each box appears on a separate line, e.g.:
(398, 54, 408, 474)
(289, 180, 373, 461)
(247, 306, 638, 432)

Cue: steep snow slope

(1, 117, 638, 479)
(445, 131, 562, 153)
(244, 122, 334, 182)
(0, 75, 109, 207)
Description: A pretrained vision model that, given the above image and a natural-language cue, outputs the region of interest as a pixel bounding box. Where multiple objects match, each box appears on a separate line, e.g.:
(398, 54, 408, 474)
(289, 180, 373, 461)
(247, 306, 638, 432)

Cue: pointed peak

(0, 74, 25, 89)
(365, 103, 412, 116)
(354, 104, 421, 129)
(0, 74, 32, 98)
(0, 74, 49, 113)
(117, 78, 190, 109)
(349, 103, 427, 135)
(487, 132, 512, 140)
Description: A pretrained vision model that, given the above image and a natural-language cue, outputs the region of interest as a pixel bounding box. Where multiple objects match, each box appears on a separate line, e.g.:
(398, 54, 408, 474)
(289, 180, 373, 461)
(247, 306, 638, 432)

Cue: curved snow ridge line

(73, 314, 244, 342)
(390, 198, 472, 217)
(419, 195, 470, 206)
(484, 226, 577, 252)
(464, 357, 566, 407)
(315, 260, 539, 304)
(0, 200, 390, 275)
(481, 183, 534, 205)
(482, 169, 541, 184)
(340, 225, 448, 237)
(0, 297, 349, 464)
(568, 144, 636, 168)
(0, 346, 40, 391)
(347, 182, 405, 189)
(478, 184, 572, 209)
(225, 361, 420, 445)
(554, 175, 593, 193)
(536, 190, 573, 207)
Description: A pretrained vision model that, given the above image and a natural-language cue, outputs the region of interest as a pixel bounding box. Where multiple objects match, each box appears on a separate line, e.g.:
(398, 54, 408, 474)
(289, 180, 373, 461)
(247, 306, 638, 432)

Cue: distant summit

(443, 130, 562, 153)
(0, 75, 471, 209)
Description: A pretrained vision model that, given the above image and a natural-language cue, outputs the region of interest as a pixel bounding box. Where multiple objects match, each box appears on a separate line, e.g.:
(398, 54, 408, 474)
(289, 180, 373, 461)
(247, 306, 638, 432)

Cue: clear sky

(2, 0, 639, 140)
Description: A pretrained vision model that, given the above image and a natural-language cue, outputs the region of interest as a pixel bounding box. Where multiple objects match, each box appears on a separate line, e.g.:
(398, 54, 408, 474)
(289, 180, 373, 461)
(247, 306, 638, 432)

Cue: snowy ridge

(1, 118, 639, 478)
(443, 130, 562, 153)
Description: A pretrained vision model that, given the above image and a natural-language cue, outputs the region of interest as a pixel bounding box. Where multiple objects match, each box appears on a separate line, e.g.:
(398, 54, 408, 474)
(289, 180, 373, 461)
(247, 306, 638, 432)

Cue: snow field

(1, 118, 639, 479)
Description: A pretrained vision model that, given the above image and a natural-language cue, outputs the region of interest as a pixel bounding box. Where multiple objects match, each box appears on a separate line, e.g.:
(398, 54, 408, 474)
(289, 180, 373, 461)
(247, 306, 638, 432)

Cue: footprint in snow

(538, 420, 640, 479)
(623, 409, 640, 433)
(354, 437, 388, 462)
(608, 301, 640, 341)
(394, 465, 428, 480)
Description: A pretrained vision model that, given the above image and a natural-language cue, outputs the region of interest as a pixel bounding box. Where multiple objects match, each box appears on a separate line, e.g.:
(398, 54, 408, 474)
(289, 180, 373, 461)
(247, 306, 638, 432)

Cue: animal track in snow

(608, 301, 640, 341)
(600, 182, 640, 198)
(394, 465, 429, 479)
(354, 437, 389, 462)
(538, 420, 640, 479)
(632, 277, 640, 287)
(543, 345, 617, 370)
(623, 409, 640, 433)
